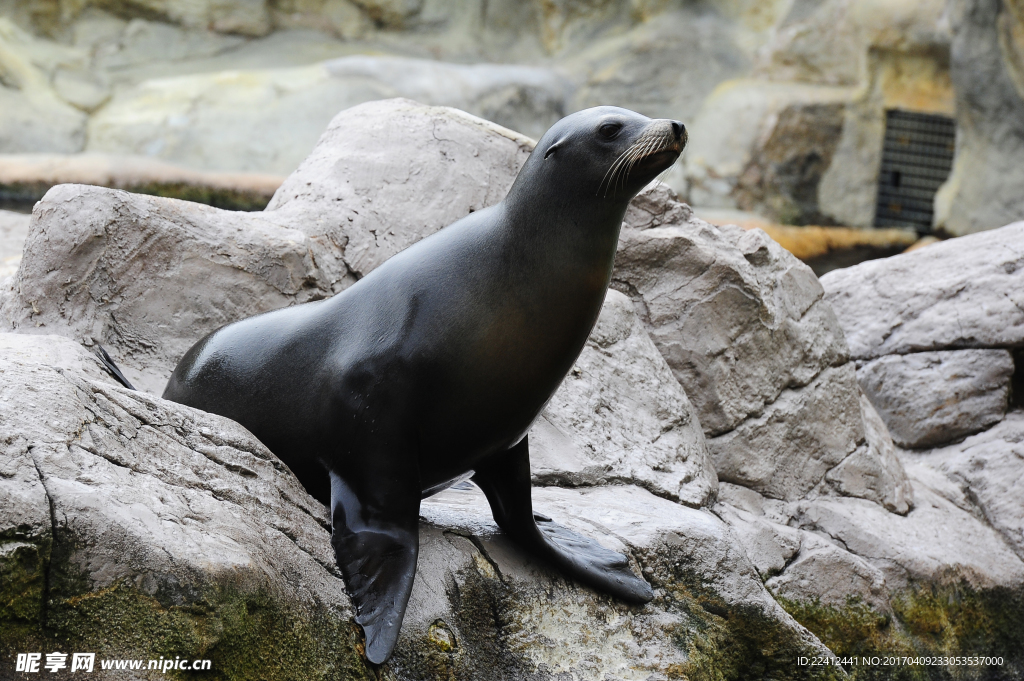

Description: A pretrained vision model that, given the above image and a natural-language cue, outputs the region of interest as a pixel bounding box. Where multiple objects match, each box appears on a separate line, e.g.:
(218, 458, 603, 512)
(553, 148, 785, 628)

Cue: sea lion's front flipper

(473, 437, 654, 604)
(329, 469, 420, 664)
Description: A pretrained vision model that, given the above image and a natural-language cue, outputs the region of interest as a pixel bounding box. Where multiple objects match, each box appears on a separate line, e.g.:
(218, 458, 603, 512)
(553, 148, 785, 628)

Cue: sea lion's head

(520, 106, 687, 204)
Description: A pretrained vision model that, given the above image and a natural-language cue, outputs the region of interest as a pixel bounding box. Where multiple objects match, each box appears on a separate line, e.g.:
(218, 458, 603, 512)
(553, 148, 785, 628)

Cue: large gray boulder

(612, 185, 911, 512)
(857, 349, 1014, 448)
(821, 221, 1024, 360)
(821, 221, 1024, 447)
(532, 290, 717, 508)
(0, 332, 832, 678)
(265, 98, 535, 284)
(0, 185, 325, 394)
(901, 411, 1024, 561)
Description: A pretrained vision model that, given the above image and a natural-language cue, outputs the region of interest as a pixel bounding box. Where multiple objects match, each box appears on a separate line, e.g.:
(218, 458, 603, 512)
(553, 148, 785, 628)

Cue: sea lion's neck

(499, 189, 628, 269)
(492, 193, 628, 345)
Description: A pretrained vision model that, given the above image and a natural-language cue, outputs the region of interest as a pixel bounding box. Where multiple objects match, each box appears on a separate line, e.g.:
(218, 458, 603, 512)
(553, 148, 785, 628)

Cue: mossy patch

(642, 549, 847, 681)
(1, 535, 372, 681)
(662, 584, 846, 681)
(779, 582, 1024, 680)
(0, 182, 272, 213)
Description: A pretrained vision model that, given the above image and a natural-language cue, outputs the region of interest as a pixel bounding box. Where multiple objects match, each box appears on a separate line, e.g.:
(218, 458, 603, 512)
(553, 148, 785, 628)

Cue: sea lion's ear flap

(544, 136, 568, 159)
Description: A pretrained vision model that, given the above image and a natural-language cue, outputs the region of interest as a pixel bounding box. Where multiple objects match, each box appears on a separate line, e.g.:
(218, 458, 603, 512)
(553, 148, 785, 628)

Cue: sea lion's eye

(598, 122, 622, 139)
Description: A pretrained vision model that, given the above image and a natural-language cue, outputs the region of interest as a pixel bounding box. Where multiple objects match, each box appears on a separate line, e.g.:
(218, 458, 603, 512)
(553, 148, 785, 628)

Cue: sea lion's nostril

(671, 120, 685, 139)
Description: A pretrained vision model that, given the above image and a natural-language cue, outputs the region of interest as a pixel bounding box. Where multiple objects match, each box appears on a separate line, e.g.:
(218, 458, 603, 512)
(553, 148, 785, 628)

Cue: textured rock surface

(611, 186, 911, 510)
(532, 290, 717, 508)
(794, 482, 1024, 591)
(0, 184, 325, 394)
(0, 333, 834, 679)
(0, 209, 28, 279)
(707, 364, 864, 501)
(614, 199, 849, 437)
(765, 532, 892, 613)
(935, 0, 1024, 236)
(821, 221, 1024, 360)
(857, 349, 1014, 448)
(824, 393, 913, 514)
(901, 411, 1024, 560)
(714, 484, 894, 612)
(85, 57, 568, 173)
(266, 98, 533, 284)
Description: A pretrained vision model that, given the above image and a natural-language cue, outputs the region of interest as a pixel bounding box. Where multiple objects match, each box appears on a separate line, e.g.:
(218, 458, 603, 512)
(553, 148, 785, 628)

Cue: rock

(0, 333, 366, 675)
(857, 349, 1014, 448)
(0, 332, 835, 677)
(0, 209, 29, 279)
(765, 532, 892, 613)
(715, 498, 801, 579)
(613, 202, 849, 437)
(935, 0, 1024, 236)
(0, 184, 326, 394)
(679, 79, 855, 224)
(901, 411, 1024, 560)
(707, 363, 864, 501)
(794, 480, 1024, 591)
(715, 483, 896, 613)
(532, 290, 718, 508)
(0, 19, 87, 154)
(824, 392, 913, 514)
(612, 187, 915, 508)
(0, 152, 285, 212)
(266, 98, 533, 283)
(820, 220, 1024, 360)
(85, 57, 568, 173)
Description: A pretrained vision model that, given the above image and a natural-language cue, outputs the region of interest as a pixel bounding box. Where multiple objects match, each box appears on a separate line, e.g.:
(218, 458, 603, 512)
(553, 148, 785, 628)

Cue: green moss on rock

(779, 582, 1024, 680)
(0, 182, 272, 213)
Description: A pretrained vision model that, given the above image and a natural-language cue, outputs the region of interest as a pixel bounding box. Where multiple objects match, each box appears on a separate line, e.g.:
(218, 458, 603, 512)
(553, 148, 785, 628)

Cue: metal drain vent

(874, 110, 956, 232)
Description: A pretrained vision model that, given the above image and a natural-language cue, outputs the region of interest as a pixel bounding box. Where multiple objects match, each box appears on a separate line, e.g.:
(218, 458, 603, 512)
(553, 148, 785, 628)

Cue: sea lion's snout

(598, 116, 687, 197)
(644, 118, 687, 154)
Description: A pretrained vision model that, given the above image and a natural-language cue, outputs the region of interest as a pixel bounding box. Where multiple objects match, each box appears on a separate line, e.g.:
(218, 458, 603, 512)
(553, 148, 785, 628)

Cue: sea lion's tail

(94, 344, 136, 391)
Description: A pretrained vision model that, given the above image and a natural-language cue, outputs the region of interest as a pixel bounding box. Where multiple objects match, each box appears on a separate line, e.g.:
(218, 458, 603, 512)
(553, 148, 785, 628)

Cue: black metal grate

(874, 110, 956, 232)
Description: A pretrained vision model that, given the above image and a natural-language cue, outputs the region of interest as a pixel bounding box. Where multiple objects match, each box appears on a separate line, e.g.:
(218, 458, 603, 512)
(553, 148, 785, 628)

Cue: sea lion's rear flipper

(472, 437, 654, 604)
(329, 469, 420, 664)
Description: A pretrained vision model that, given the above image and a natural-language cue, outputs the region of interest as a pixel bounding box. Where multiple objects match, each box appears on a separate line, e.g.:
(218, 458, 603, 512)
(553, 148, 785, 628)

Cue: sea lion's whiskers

(599, 146, 634, 198)
(603, 150, 634, 198)
(610, 138, 650, 194)
(620, 136, 659, 191)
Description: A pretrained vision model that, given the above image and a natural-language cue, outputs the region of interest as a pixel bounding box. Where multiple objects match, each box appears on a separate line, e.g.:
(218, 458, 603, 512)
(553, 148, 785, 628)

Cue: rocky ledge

(2, 100, 1023, 679)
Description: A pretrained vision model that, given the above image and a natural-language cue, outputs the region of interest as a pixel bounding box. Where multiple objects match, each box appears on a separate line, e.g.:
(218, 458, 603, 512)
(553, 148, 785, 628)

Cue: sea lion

(154, 106, 686, 664)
